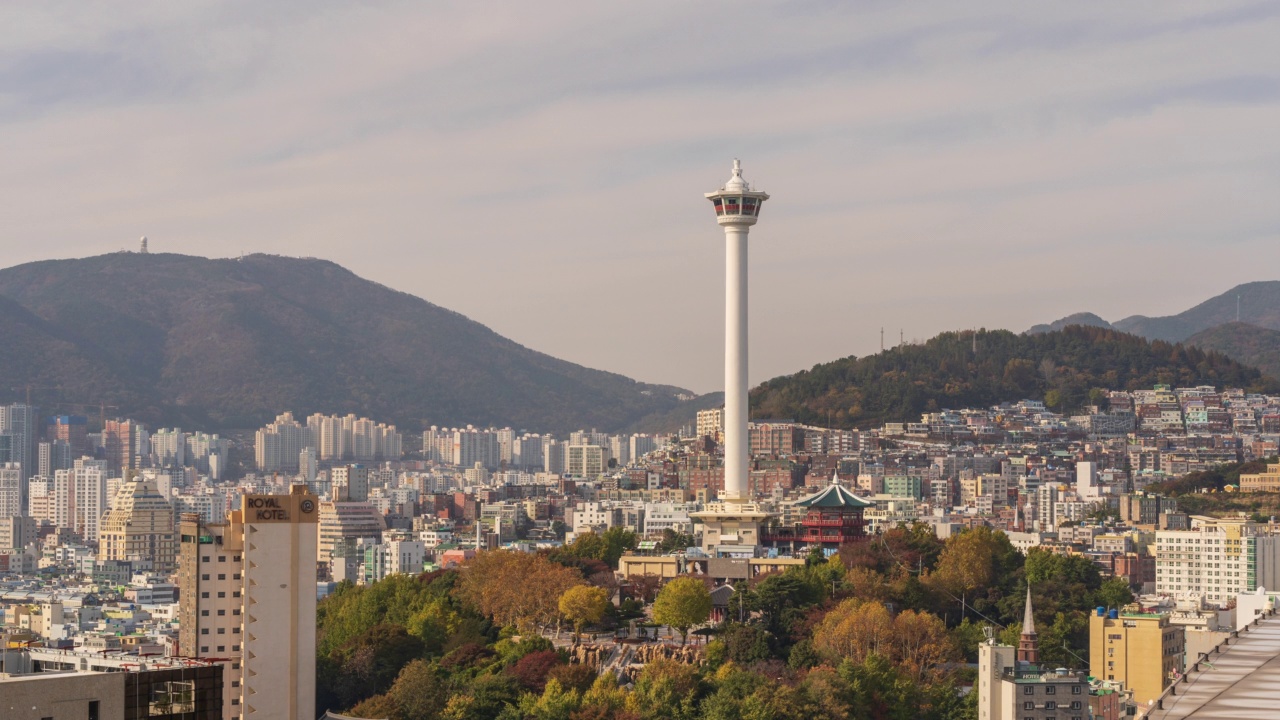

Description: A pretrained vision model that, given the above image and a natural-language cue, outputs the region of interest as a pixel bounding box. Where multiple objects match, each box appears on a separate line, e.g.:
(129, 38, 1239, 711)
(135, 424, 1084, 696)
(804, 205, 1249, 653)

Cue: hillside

(0, 253, 695, 432)
(750, 326, 1278, 429)
(1185, 322, 1280, 380)
(1113, 281, 1280, 342)
(1025, 312, 1113, 335)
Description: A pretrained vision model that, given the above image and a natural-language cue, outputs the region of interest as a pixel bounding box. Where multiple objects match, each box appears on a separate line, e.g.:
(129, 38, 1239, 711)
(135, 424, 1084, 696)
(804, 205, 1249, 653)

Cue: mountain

(750, 326, 1278, 429)
(1185, 322, 1280, 380)
(0, 252, 698, 432)
(1026, 312, 1113, 335)
(1112, 281, 1280, 342)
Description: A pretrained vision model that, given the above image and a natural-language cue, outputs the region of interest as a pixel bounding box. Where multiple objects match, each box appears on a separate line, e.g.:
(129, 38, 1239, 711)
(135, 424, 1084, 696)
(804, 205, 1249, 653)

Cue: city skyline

(2, 3, 1278, 394)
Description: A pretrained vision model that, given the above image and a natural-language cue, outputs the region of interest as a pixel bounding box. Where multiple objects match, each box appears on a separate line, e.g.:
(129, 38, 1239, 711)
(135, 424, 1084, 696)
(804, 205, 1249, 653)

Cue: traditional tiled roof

(795, 479, 871, 508)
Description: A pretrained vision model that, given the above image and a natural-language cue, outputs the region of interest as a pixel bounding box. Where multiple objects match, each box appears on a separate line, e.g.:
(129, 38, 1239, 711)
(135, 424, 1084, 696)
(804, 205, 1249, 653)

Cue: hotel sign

(244, 493, 320, 524)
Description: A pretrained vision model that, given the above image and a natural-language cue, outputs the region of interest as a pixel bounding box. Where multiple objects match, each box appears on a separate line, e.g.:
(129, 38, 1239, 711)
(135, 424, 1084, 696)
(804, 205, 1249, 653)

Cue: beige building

(1155, 516, 1280, 604)
(317, 500, 386, 570)
(1239, 463, 1280, 493)
(179, 486, 319, 720)
(98, 476, 178, 573)
(696, 408, 724, 441)
(566, 444, 607, 478)
(1089, 607, 1183, 707)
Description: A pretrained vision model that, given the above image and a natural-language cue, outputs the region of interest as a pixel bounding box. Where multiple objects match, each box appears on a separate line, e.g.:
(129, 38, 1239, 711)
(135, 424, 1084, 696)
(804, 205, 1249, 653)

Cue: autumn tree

(811, 599, 892, 664)
(890, 609, 957, 683)
(928, 526, 1020, 616)
(652, 577, 712, 644)
(560, 585, 610, 640)
(455, 550, 583, 632)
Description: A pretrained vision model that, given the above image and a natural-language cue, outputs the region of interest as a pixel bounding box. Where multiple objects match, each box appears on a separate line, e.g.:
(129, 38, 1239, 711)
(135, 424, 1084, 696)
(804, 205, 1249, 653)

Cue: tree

(560, 585, 610, 640)
(652, 577, 712, 644)
(891, 609, 957, 683)
(811, 599, 892, 665)
(455, 551, 584, 632)
(385, 659, 448, 720)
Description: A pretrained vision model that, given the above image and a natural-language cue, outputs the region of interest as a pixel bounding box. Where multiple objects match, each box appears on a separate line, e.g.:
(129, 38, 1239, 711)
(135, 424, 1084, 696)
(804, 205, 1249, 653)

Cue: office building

(317, 500, 386, 570)
(566, 444, 606, 478)
(98, 476, 178, 574)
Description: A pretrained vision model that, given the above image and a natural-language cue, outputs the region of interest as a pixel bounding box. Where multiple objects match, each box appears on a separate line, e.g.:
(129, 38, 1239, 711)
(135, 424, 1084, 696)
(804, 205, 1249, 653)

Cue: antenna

(1237, 294, 1241, 323)
(880, 327, 884, 352)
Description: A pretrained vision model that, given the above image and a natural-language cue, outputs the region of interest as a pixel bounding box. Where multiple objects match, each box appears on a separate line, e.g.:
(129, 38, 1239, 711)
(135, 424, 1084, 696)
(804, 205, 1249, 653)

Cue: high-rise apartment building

(103, 418, 142, 475)
(255, 413, 308, 472)
(98, 476, 178, 573)
(1156, 516, 1280, 603)
(0, 463, 22, 517)
(150, 427, 187, 467)
(1088, 607, 1183, 707)
(453, 427, 501, 469)
(0, 403, 37, 481)
(53, 458, 109, 543)
(629, 434, 658, 462)
(179, 486, 318, 720)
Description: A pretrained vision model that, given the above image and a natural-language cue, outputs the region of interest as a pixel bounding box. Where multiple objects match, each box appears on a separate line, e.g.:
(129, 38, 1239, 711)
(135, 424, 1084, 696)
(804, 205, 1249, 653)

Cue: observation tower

(692, 160, 772, 556)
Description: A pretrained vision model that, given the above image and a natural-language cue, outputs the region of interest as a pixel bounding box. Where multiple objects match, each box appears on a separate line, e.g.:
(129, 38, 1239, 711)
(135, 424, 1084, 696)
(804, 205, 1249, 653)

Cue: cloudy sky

(2, 2, 1278, 393)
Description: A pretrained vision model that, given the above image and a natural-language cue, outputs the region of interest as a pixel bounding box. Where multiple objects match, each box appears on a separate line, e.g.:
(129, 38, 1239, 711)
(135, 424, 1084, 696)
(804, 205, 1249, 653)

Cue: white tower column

(724, 225, 749, 501)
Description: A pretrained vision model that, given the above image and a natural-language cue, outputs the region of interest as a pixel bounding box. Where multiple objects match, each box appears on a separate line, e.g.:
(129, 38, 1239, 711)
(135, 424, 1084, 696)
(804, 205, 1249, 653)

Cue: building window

(218, 555, 226, 562)
(201, 610, 209, 616)
(1072, 686, 1082, 694)
(89, 701, 100, 720)
(201, 628, 209, 635)
(1046, 701, 1056, 710)
(1023, 701, 1034, 709)
(233, 591, 241, 598)
(201, 592, 209, 599)
(217, 609, 225, 616)
(217, 646, 224, 652)
(217, 592, 226, 598)
(201, 646, 209, 653)
(201, 574, 209, 580)
(1024, 687, 1034, 695)
(1045, 686, 1056, 695)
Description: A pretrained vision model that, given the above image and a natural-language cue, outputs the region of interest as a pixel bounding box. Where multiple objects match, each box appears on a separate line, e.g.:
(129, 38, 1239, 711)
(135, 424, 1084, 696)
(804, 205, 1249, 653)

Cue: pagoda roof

(795, 482, 871, 508)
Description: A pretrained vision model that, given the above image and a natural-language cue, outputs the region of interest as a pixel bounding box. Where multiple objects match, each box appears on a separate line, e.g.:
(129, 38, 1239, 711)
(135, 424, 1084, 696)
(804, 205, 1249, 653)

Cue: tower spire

(1017, 586, 1040, 664)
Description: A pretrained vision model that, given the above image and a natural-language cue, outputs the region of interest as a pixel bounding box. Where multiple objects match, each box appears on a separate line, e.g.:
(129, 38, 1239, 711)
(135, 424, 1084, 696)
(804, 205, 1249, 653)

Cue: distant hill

(1113, 281, 1280, 342)
(1185, 322, 1280, 380)
(1026, 312, 1113, 335)
(0, 253, 697, 432)
(750, 326, 1278, 429)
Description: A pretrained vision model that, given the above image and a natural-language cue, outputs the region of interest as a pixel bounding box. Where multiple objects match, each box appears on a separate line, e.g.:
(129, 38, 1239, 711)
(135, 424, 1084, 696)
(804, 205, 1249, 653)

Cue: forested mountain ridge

(0, 252, 695, 432)
(750, 325, 1278, 429)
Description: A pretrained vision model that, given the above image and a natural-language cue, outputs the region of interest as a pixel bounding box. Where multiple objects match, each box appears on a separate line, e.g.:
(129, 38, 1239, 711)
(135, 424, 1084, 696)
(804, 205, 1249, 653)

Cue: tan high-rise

(180, 486, 319, 720)
(98, 475, 177, 573)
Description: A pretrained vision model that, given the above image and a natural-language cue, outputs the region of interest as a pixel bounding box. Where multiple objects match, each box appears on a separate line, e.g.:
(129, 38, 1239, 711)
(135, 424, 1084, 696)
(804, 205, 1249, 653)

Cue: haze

(2, 2, 1278, 394)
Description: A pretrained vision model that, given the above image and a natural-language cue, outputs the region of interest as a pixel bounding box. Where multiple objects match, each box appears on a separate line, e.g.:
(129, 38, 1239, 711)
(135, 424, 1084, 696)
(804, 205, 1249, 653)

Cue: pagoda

(765, 473, 870, 551)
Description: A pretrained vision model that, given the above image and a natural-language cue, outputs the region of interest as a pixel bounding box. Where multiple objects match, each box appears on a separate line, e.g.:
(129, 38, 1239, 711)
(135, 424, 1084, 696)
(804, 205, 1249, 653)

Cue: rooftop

(1145, 612, 1280, 719)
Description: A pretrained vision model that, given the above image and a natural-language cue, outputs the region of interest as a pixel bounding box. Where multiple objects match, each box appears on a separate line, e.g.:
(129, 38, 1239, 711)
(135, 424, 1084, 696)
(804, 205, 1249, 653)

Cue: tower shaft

(724, 225, 749, 501)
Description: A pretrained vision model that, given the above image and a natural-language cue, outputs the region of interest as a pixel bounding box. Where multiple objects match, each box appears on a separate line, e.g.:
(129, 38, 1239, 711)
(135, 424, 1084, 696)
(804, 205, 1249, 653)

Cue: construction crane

(8, 384, 60, 406)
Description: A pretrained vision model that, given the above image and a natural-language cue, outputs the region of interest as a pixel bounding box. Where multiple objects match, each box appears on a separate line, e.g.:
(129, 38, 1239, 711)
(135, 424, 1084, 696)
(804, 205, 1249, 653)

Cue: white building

(1156, 516, 1280, 605)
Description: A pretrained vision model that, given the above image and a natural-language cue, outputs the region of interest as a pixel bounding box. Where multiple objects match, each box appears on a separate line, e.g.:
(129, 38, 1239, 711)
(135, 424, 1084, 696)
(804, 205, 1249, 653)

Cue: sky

(2, 2, 1279, 394)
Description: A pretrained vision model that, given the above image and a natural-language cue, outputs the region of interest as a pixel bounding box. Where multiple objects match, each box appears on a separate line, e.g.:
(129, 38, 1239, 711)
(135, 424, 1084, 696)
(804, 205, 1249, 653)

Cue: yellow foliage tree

(559, 584, 610, 640)
(455, 550, 583, 632)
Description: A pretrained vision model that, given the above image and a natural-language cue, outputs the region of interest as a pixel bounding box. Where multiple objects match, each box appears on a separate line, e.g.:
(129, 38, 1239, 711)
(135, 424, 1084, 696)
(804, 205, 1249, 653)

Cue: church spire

(1017, 586, 1040, 664)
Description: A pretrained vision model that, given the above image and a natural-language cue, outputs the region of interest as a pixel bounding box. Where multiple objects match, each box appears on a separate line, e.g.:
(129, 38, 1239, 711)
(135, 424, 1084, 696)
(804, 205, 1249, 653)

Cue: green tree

(652, 577, 712, 644)
(559, 585, 610, 640)
(385, 659, 448, 720)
